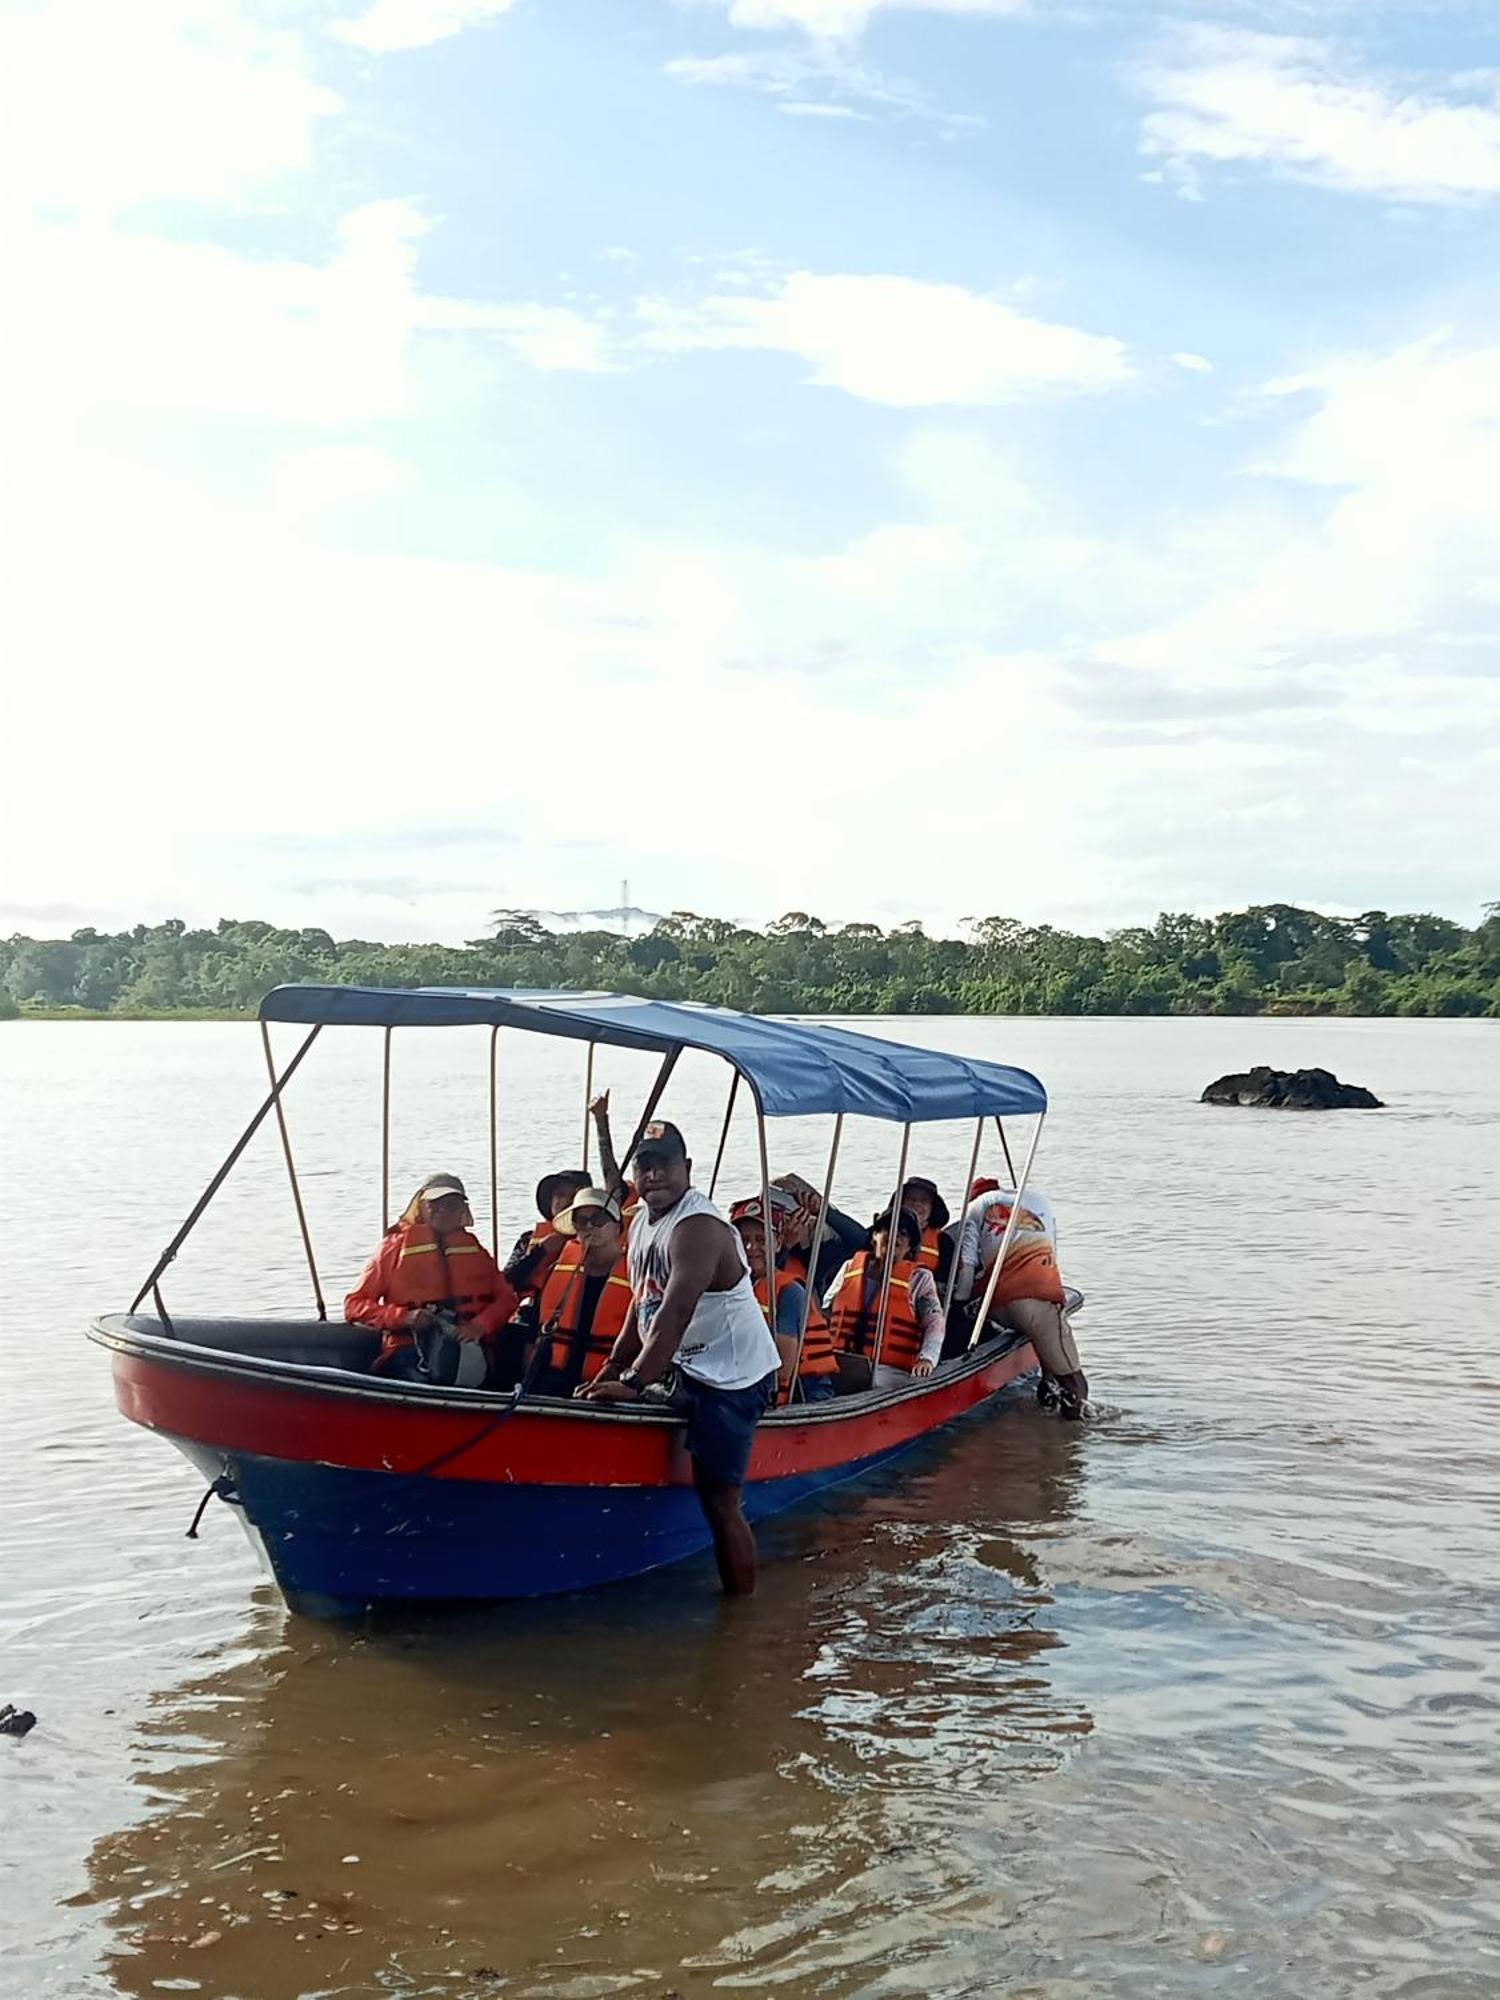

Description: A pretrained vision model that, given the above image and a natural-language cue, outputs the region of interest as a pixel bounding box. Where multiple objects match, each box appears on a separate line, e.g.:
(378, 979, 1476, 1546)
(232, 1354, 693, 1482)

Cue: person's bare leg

(692, 1464, 758, 1595)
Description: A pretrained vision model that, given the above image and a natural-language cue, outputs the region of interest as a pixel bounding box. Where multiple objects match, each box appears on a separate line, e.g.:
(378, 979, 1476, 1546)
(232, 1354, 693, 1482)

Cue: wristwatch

(619, 1367, 646, 1395)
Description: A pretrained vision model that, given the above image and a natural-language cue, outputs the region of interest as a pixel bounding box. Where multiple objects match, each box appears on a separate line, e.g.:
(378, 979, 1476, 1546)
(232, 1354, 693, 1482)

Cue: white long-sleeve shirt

(951, 1188, 1058, 1304)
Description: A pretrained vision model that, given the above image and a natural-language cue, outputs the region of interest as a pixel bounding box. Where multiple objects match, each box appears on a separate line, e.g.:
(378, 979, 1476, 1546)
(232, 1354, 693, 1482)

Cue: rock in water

(0, 1704, 38, 1738)
(1201, 1066, 1383, 1110)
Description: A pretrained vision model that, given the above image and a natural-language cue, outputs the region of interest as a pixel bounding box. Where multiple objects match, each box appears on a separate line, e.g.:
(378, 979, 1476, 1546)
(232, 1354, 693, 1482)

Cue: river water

(2, 1016, 1498, 2000)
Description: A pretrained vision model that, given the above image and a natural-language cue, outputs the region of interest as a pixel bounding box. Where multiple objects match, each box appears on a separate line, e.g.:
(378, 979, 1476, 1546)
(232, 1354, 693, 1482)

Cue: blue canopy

(259, 985, 1046, 1124)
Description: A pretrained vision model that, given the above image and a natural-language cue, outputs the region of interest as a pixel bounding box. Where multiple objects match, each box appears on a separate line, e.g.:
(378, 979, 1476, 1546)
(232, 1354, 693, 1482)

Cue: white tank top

(628, 1187, 781, 1391)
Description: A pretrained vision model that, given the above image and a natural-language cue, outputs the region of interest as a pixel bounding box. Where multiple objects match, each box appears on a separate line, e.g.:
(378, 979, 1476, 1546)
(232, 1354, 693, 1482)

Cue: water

(2, 1016, 1498, 1999)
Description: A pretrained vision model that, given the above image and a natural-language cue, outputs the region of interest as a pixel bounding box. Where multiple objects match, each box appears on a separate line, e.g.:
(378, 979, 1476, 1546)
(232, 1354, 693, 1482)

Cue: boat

(90, 985, 1062, 1617)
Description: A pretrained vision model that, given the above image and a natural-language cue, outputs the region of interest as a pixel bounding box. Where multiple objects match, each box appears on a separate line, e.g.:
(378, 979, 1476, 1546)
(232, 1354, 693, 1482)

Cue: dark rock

(1201, 1065, 1383, 1110)
(0, 1704, 37, 1737)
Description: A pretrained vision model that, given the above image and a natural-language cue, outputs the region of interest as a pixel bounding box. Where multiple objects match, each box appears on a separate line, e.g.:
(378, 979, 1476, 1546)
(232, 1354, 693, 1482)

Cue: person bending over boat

(824, 1207, 945, 1391)
(581, 1121, 781, 1595)
(952, 1182, 1088, 1420)
(527, 1186, 632, 1397)
(345, 1174, 518, 1385)
(729, 1195, 840, 1405)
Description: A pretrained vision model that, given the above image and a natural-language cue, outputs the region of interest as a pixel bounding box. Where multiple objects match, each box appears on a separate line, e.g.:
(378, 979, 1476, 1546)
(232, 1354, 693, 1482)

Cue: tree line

(2, 903, 1498, 1019)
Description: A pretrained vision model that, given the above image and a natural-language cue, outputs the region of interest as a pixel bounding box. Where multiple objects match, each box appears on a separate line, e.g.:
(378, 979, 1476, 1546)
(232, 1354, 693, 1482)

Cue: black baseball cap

(632, 1119, 687, 1165)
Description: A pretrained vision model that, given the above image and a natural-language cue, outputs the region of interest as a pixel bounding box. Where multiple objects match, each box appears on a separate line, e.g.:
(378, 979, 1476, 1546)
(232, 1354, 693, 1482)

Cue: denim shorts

(674, 1369, 778, 1487)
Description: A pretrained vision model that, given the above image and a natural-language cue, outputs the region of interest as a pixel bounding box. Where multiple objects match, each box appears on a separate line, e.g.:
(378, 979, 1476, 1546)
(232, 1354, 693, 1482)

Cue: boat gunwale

(88, 1312, 1033, 1429)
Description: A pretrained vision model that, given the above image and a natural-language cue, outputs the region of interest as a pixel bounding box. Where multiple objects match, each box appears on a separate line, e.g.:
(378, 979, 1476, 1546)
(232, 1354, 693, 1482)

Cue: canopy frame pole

(380, 1026, 392, 1232)
(755, 1093, 777, 1337)
(707, 1069, 740, 1198)
(944, 1115, 986, 1319)
(969, 1113, 1046, 1351)
(488, 1026, 501, 1259)
(613, 1047, 681, 1198)
(789, 1112, 842, 1387)
(130, 1025, 323, 1313)
(260, 1022, 327, 1321)
(581, 1042, 596, 1172)
(870, 1122, 912, 1375)
(994, 1115, 1017, 1184)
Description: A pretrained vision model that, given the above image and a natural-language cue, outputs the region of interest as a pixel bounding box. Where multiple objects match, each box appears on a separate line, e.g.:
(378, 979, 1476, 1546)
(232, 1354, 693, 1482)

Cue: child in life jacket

(823, 1207, 945, 1392)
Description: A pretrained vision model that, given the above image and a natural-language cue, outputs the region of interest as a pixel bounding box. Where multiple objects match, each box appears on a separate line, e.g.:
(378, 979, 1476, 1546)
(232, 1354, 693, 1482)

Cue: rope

(185, 1473, 238, 1540)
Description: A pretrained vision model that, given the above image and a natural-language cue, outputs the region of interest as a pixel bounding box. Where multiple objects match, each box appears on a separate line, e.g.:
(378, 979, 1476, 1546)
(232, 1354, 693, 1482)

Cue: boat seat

(122, 1315, 381, 1370)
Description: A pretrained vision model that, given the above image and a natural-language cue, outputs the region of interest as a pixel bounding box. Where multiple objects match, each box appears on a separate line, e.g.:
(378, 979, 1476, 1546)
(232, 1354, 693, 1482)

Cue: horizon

(3, 0, 1498, 941)
(7, 894, 1497, 950)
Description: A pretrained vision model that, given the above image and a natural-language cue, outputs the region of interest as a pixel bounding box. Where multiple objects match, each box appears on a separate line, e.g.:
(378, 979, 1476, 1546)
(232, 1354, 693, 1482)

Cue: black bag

(413, 1309, 462, 1385)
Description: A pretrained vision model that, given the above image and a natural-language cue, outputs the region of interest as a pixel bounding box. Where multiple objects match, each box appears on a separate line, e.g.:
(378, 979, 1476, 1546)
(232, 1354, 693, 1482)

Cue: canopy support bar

(870, 1122, 912, 1374)
(994, 1116, 1017, 1185)
(969, 1113, 1045, 1350)
(790, 1112, 842, 1385)
(488, 1027, 501, 1260)
(130, 1025, 322, 1314)
(261, 1022, 326, 1321)
(612, 1048, 681, 1198)
(944, 1116, 986, 1319)
(756, 1096, 776, 1339)
(380, 1026, 393, 1232)
(708, 1070, 740, 1199)
(581, 1043, 596, 1173)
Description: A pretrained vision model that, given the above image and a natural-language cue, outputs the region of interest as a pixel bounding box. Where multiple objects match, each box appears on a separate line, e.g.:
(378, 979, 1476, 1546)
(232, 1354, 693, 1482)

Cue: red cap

(969, 1177, 1001, 1201)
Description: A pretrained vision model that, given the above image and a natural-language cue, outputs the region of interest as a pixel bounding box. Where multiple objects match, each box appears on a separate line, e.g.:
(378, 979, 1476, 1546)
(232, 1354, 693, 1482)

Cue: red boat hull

(91, 1318, 1039, 1613)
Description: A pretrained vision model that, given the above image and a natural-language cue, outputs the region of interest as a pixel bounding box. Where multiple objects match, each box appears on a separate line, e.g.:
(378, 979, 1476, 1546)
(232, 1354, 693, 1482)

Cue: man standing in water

(581, 1121, 781, 1594)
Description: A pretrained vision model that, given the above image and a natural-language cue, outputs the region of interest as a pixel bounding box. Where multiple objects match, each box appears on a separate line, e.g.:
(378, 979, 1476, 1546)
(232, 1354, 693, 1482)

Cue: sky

(3, 0, 1498, 944)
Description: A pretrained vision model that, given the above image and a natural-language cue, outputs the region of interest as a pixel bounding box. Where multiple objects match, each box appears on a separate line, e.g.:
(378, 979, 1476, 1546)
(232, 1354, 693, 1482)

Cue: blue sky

(3, 0, 1498, 941)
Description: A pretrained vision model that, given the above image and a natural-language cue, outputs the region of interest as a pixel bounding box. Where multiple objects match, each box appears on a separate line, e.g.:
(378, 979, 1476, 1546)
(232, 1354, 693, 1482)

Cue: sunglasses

(573, 1209, 617, 1231)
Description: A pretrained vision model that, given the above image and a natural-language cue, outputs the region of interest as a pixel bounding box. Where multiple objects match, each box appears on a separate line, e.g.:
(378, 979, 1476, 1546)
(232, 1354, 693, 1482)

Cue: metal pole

(970, 1113, 1046, 1350)
(613, 1047, 681, 1198)
(582, 1043, 596, 1172)
(130, 1025, 323, 1313)
(488, 1026, 500, 1260)
(944, 1115, 985, 1318)
(708, 1069, 740, 1198)
(994, 1115, 1017, 1184)
(381, 1026, 392, 1231)
(260, 1020, 327, 1320)
(755, 1092, 776, 1334)
(789, 1113, 842, 1382)
(869, 1122, 912, 1374)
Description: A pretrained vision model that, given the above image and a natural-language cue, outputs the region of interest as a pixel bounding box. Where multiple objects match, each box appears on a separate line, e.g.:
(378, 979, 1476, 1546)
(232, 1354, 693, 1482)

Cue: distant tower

(621, 879, 630, 933)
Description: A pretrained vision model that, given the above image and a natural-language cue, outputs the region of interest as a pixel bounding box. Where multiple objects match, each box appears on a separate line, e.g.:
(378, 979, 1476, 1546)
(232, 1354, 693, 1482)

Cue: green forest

(3, 903, 1498, 1020)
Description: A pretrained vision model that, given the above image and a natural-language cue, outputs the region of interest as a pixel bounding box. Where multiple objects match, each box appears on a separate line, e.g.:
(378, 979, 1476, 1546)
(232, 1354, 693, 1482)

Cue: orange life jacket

(827, 1253, 925, 1374)
(913, 1227, 944, 1274)
(384, 1223, 501, 1312)
(982, 1233, 1066, 1311)
(539, 1242, 632, 1384)
(753, 1272, 839, 1401)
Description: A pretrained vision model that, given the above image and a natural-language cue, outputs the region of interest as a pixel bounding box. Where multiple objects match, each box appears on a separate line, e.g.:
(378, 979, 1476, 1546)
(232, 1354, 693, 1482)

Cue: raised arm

(591, 1091, 624, 1199)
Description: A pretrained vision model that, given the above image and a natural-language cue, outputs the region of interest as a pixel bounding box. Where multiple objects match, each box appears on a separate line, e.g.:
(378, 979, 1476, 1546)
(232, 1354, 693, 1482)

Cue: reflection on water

(87, 1421, 1093, 2000)
(5, 1016, 1500, 1998)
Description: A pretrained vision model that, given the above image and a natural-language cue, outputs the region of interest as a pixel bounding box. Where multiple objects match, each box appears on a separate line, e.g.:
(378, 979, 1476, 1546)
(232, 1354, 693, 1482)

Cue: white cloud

(665, 47, 968, 124)
(6, 200, 614, 440)
(1172, 351, 1213, 372)
(718, 0, 1025, 38)
(333, 0, 518, 54)
(637, 272, 1132, 406)
(1095, 330, 1500, 720)
(1136, 27, 1500, 203)
(0, 0, 340, 220)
